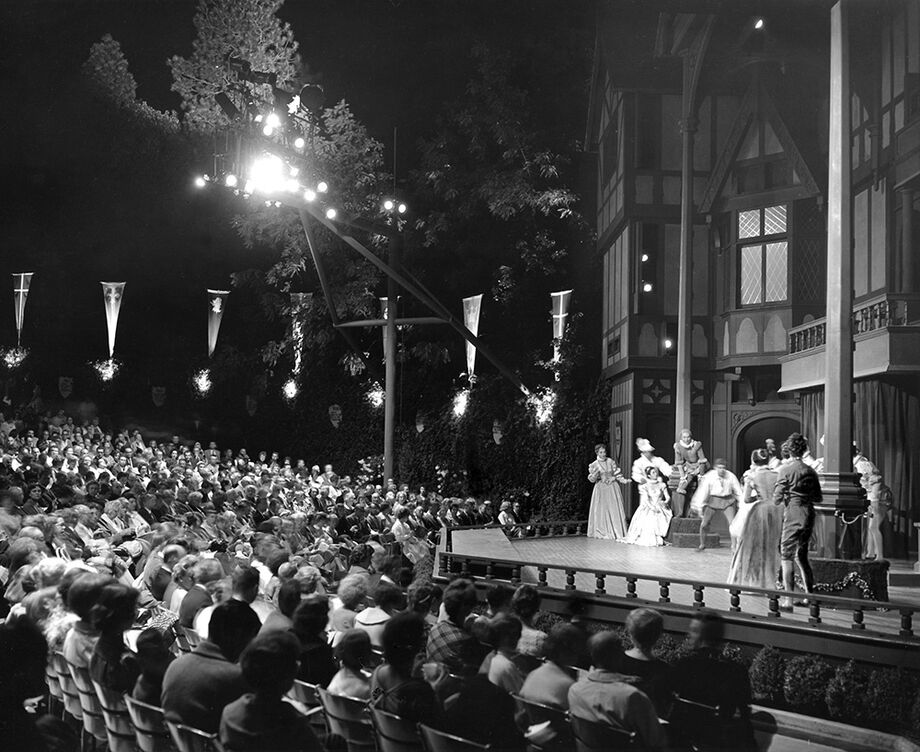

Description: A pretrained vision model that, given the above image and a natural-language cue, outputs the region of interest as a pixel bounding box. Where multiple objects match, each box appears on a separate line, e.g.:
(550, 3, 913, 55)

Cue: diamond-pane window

(763, 205, 787, 235)
(740, 246, 763, 305)
(738, 210, 760, 238)
(764, 242, 788, 302)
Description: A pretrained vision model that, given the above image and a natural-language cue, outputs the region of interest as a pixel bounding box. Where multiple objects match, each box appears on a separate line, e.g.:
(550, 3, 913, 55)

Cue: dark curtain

(854, 379, 919, 559)
(800, 379, 919, 557)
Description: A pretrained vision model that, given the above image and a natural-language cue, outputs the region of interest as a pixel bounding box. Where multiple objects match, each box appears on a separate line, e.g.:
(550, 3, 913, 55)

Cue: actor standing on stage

(587, 444, 630, 540)
(624, 466, 672, 547)
(772, 433, 819, 610)
(670, 429, 708, 517)
(728, 450, 781, 589)
(691, 459, 742, 552)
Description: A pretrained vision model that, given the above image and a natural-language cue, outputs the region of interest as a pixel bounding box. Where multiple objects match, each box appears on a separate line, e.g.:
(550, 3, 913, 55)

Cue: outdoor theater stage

(446, 528, 920, 636)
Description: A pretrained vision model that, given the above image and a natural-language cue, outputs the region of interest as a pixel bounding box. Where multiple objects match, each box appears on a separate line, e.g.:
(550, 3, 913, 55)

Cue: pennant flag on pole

(207, 289, 230, 357)
(101, 282, 126, 357)
(12, 273, 33, 346)
(462, 294, 483, 379)
(380, 297, 393, 360)
(550, 289, 573, 363)
(290, 292, 312, 375)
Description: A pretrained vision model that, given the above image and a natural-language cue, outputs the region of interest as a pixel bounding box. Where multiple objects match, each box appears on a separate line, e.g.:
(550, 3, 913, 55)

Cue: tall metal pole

(819, 0, 864, 559)
(383, 232, 400, 484)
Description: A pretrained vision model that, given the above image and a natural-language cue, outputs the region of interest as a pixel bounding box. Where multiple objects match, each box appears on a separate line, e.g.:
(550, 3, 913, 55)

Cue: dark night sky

(0, 0, 595, 436)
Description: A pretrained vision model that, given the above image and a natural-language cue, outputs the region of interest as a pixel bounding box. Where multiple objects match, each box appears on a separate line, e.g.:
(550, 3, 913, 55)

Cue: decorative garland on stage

(790, 571, 881, 603)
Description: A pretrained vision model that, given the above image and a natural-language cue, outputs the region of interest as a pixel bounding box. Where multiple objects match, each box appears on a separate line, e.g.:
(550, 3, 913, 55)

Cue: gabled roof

(699, 79, 821, 213)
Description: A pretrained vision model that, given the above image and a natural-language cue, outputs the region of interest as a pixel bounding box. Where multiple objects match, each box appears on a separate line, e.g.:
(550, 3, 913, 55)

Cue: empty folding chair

(92, 680, 137, 752)
(67, 661, 108, 751)
(418, 723, 491, 752)
(370, 706, 424, 752)
(124, 694, 174, 752)
(317, 688, 375, 752)
(167, 719, 224, 752)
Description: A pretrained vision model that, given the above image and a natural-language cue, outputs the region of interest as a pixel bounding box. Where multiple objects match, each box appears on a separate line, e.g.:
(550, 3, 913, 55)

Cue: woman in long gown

(587, 444, 630, 539)
(624, 466, 672, 546)
(728, 449, 782, 589)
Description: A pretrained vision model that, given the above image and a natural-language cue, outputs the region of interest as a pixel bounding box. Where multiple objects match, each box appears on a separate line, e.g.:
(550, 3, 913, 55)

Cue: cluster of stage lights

(0, 347, 28, 370)
(92, 358, 120, 383)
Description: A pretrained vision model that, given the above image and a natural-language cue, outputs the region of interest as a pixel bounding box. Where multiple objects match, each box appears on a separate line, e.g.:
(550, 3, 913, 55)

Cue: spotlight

(664, 339, 673, 349)
(195, 176, 206, 188)
(244, 180, 255, 194)
(641, 253, 649, 262)
(224, 174, 238, 188)
(643, 282, 653, 293)
(263, 124, 274, 137)
(453, 389, 469, 418)
(383, 199, 395, 212)
(317, 181, 329, 193)
(298, 83, 325, 114)
(289, 166, 300, 177)
(754, 17, 765, 29)
(366, 383, 385, 408)
(282, 378, 299, 401)
(92, 358, 120, 383)
(1, 347, 28, 370)
(254, 114, 264, 123)
(285, 178, 300, 193)
(249, 154, 285, 193)
(325, 207, 337, 220)
(527, 389, 556, 425)
(397, 203, 407, 214)
(294, 137, 306, 150)
(304, 189, 316, 202)
(193, 368, 212, 397)
(265, 112, 281, 129)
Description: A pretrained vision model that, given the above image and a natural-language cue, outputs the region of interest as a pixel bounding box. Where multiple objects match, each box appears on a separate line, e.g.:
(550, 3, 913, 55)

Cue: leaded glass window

(736, 204, 788, 306)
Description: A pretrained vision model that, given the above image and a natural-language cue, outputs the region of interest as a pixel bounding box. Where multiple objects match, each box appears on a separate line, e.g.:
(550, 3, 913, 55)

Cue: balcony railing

(788, 293, 920, 355)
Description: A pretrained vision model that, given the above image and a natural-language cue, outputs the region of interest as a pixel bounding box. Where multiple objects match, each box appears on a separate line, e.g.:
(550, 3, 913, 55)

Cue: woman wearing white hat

(586, 444, 630, 539)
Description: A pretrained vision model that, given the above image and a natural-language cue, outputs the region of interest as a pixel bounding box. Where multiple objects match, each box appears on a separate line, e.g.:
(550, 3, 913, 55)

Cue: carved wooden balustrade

(436, 550, 919, 648)
(788, 293, 919, 354)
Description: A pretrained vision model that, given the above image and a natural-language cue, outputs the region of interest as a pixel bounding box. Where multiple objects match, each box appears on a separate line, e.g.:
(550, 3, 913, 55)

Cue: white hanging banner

(290, 292, 312, 375)
(462, 294, 483, 379)
(550, 289, 573, 362)
(12, 273, 33, 346)
(207, 289, 230, 358)
(101, 282, 126, 358)
(380, 296, 393, 360)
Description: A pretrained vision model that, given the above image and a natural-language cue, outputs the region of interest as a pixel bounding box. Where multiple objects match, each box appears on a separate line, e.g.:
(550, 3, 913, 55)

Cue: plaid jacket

(426, 619, 486, 675)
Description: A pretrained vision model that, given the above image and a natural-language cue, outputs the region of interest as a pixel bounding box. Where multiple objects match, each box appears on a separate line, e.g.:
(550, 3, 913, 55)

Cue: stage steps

(667, 516, 720, 548)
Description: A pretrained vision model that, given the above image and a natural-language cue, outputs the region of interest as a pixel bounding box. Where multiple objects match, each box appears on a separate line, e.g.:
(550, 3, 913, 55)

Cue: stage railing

(436, 550, 918, 644)
(443, 519, 589, 554)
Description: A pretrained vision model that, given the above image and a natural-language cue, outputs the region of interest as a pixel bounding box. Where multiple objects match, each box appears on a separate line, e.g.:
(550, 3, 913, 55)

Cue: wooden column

(818, 0, 865, 559)
(383, 232, 401, 484)
(902, 188, 915, 293)
(675, 113, 696, 440)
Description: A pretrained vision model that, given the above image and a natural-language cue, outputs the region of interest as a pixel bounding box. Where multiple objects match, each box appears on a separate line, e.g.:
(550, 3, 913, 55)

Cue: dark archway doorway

(737, 415, 800, 473)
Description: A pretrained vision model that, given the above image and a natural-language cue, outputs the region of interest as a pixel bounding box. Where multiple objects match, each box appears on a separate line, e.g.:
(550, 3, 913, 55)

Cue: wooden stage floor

(448, 529, 920, 635)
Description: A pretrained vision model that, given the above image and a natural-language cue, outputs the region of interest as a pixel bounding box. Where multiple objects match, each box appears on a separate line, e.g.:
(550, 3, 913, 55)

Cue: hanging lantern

(207, 289, 230, 357)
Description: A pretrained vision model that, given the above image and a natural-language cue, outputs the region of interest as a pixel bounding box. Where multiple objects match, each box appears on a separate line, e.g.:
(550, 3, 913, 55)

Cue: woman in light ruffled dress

(624, 466, 672, 546)
(587, 444, 630, 539)
(728, 449, 782, 588)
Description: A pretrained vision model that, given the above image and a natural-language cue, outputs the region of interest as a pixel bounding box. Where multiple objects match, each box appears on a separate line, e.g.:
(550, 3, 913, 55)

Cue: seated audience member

(568, 631, 665, 752)
(166, 554, 198, 613)
(622, 607, 674, 716)
(511, 584, 546, 659)
(328, 573, 368, 646)
(292, 593, 337, 687)
(62, 572, 111, 669)
(370, 612, 442, 723)
(178, 558, 224, 628)
(219, 565, 262, 654)
(520, 623, 585, 709)
(354, 581, 401, 648)
(132, 627, 176, 705)
(407, 581, 442, 628)
(328, 629, 373, 700)
(671, 610, 754, 749)
(193, 577, 232, 640)
(0, 617, 78, 752)
(150, 543, 186, 602)
(259, 579, 302, 636)
(440, 660, 525, 752)
(483, 614, 526, 695)
(89, 581, 141, 693)
(220, 632, 324, 752)
(161, 602, 249, 734)
(427, 578, 488, 676)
